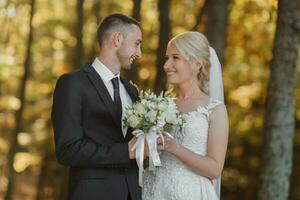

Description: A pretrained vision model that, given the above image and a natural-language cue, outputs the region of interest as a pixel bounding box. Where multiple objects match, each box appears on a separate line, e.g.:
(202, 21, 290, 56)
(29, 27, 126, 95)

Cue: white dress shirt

(92, 58, 132, 137)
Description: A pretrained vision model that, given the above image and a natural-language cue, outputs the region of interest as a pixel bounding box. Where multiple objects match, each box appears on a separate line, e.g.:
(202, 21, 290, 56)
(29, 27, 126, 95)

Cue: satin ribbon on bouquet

(131, 128, 174, 186)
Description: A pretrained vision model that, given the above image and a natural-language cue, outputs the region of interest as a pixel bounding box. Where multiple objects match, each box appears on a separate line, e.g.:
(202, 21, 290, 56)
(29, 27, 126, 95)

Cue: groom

(51, 13, 143, 200)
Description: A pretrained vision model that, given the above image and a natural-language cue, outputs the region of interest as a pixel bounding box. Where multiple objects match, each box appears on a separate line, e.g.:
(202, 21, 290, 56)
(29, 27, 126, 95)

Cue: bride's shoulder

(207, 98, 225, 110)
(208, 99, 228, 122)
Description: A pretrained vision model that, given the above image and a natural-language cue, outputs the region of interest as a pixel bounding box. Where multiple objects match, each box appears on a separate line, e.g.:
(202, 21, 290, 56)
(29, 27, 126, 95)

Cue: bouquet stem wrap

(131, 126, 165, 187)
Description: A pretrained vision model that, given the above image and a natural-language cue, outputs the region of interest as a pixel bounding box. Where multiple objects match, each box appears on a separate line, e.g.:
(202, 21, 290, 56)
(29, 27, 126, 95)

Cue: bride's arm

(163, 104, 229, 179)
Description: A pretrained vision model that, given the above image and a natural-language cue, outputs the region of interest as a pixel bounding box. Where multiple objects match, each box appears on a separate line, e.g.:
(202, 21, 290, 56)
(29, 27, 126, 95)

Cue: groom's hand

(128, 137, 150, 159)
(128, 137, 137, 159)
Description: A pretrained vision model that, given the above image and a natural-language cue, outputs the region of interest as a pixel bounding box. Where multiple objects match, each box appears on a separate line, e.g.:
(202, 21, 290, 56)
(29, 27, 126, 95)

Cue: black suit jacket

(51, 63, 141, 200)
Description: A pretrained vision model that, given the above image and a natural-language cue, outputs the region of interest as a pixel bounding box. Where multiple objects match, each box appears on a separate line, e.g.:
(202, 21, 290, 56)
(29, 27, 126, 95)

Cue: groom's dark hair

(97, 13, 140, 48)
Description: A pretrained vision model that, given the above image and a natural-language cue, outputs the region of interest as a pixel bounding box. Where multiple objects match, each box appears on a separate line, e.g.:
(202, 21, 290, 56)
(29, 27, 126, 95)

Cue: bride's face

(163, 43, 194, 85)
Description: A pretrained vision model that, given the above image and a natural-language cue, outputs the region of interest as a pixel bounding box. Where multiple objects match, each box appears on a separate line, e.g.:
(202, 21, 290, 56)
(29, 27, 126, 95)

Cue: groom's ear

(111, 32, 124, 48)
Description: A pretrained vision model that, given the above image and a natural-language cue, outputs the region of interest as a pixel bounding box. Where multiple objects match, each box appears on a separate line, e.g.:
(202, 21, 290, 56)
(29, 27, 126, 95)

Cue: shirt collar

(92, 58, 120, 83)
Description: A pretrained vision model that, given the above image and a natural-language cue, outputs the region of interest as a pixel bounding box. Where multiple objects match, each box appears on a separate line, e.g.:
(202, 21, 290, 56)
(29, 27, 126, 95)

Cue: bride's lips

(165, 71, 176, 76)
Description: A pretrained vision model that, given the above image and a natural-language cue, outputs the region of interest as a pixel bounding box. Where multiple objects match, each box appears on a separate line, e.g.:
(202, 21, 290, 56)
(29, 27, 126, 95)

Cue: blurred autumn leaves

(0, 0, 299, 199)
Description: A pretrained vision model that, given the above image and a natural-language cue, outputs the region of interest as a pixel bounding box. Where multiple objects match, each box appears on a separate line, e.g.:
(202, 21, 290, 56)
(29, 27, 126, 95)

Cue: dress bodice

(142, 98, 223, 200)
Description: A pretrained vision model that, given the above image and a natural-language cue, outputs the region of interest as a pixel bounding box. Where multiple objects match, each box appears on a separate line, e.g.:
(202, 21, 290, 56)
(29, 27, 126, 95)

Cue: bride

(142, 31, 229, 200)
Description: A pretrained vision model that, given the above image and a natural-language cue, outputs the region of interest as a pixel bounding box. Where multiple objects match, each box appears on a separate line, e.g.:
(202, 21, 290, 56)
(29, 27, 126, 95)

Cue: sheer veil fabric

(209, 47, 224, 199)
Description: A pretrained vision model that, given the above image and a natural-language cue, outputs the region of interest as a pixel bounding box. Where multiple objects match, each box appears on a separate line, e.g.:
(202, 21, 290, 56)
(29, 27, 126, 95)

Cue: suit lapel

(120, 78, 139, 103)
(121, 78, 140, 141)
(84, 63, 140, 140)
(84, 64, 120, 127)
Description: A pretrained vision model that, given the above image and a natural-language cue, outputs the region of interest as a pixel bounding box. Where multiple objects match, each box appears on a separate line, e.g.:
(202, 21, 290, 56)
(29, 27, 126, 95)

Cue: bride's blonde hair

(169, 31, 211, 94)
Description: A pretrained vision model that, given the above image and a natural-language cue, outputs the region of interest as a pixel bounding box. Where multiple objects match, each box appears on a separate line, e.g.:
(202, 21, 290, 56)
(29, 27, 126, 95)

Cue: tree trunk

(192, 0, 209, 31)
(72, 0, 85, 69)
(123, 0, 142, 83)
(35, 120, 53, 200)
(35, 147, 50, 200)
(204, 0, 229, 65)
(4, 0, 36, 199)
(258, 0, 300, 199)
(154, 0, 171, 93)
(92, 0, 101, 23)
(132, 0, 142, 21)
(87, 0, 101, 61)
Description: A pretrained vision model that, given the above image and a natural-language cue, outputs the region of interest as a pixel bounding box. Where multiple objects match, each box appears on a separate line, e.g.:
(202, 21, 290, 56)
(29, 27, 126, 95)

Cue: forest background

(0, 0, 299, 199)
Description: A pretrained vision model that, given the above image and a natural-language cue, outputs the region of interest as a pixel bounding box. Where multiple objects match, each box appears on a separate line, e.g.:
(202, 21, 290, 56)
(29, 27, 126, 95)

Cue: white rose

(165, 112, 177, 124)
(167, 101, 177, 112)
(141, 99, 147, 105)
(127, 115, 140, 128)
(133, 103, 146, 115)
(157, 100, 168, 111)
(146, 102, 156, 110)
(147, 110, 157, 123)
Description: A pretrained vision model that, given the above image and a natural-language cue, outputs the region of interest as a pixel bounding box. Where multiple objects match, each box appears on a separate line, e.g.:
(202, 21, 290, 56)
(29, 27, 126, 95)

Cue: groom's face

(117, 25, 142, 70)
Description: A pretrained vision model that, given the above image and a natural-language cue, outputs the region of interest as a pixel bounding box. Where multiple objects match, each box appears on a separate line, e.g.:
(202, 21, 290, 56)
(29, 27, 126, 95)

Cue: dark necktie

(111, 77, 122, 122)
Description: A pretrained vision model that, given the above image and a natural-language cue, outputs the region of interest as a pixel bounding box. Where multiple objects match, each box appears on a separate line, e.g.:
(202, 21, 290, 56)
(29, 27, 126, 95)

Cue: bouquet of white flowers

(123, 90, 185, 186)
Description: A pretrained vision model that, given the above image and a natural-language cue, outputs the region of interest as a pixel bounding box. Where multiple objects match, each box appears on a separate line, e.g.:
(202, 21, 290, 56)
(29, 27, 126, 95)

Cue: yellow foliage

(0, 96, 20, 111)
(139, 68, 151, 80)
(0, 138, 9, 153)
(229, 83, 263, 107)
(14, 153, 41, 173)
(232, 147, 244, 157)
(17, 132, 32, 146)
(52, 39, 64, 50)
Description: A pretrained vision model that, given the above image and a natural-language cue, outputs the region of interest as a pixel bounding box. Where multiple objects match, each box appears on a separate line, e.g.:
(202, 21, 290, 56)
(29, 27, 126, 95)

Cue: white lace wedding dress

(142, 98, 222, 200)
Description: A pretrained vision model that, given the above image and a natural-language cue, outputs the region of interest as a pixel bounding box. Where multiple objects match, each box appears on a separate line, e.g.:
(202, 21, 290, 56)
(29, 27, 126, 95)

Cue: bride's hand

(161, 136, 180, 154)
